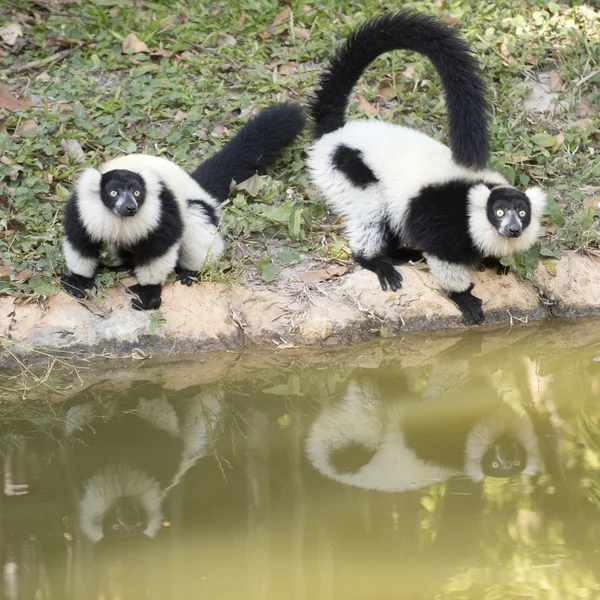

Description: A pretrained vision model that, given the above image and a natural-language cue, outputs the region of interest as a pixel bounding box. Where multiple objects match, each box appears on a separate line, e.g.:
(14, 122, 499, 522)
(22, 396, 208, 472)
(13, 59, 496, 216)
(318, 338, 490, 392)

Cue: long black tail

(310, 11, 490, 169)
(191, 102, 305, 203)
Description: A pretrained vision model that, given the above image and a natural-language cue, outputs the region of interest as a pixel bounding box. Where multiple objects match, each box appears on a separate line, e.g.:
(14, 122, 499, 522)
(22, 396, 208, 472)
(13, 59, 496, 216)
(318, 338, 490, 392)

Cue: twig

(0, 0, 96, 22)
(0, 44, 86, 74)
(164, 34, 240, 69)
(575, 68, 600, 88)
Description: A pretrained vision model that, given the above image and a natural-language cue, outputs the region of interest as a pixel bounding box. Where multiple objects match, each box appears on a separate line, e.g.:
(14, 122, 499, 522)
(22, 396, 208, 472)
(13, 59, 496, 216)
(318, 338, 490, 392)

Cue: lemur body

(307, 12, 546, 324)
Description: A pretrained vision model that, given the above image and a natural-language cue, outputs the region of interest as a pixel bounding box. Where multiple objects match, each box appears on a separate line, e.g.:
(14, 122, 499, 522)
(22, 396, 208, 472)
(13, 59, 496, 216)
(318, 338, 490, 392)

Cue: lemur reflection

(305, 351, 541, 492)
(64, 383, 221, 542)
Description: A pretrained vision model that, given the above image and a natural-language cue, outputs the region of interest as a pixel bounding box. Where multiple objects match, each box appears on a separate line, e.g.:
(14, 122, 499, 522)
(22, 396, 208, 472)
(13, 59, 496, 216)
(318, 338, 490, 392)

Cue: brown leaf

(299, 265, 347, 284)
(442, 16, 461, 27)
(174, 110, 187, 122)
(215, 32, 236, 47)
(0, 88, 31, 112)
(500, 34, 510, 57)
(357, 94, 379, 117)
(549, 71, 565, 92)
(9, 163, 24, 180)
(553, 132, 564, 150)
(0, 266, 11, 277)
(584, 196, 600, 211)
(433, 0, 443, 14)
(575, 103, 597, 117)
(526, 54, 539, 65)
(14, 118, 40, 137)
(122, 33, 149, 54)
(211, 123, 227, 138)
(61, 138, 86, 165)
(0, 118, 7, 136)
(293, 26, 310, 39)
(278, 63, 296, 75)
(574, 118, 594, 130)
(210, 7, 222, 16)
(0, 23, 23, 46)
(395, 64, 416, 83)
(271, 7, 291, 28)
(14, 269, 33, 283)
(150, 48, 174, 58)
(33, 12, 44, 26)
(231, 173, 266, 197)
(302, 5, 317, 16)
(36, 71, 52, 82)
(376, 79, 396, 101)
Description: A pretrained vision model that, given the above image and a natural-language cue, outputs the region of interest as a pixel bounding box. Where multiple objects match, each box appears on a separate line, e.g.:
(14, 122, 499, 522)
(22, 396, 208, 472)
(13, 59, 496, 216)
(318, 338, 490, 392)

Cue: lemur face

(101, 169, 146, 217)
(487, 187, 532, 238)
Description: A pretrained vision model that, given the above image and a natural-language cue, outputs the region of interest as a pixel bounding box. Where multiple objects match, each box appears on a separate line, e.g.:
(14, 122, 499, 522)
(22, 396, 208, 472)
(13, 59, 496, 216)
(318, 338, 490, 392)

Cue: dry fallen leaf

(271, 6, 291, 28)
(122, 33, 149, 54)
(211, 123, 227, 137)
(299, 265, 347, 284)
(553, 132, 564, 150)
(215, 32, 236, 46)
(0, 88, 31, 112)
(231, 173, 266, 197)
(433, 0, 443, 14)
(357, 94, 379, 117)
(150, 48, 174, 58)
(526, 54, 539, 65)
(210, 6, 222, 16)
(14, 118, 40, 137)
(278, 63, 296, 76)
(9, 163, 24, 180)
(395, 64, 416, 83)
(0, 118, 7, 136)
(61, 138, 86, 165)
(0, 266, 11, 277)
(293, 26, 310, 39)
(574, 118, 594, 130)
(36, 71, 52, 82)
(584, 196, 600, 211)
(575, 103, 597, 117)
(442, 16, 461, 27)
(376, 79, 396, 101)
(549, 71, 565, 92)
(500, 34, 510, 57)
(174, 110, 187, 122)
(0, 23, 23, 46)
(302, 5, 317, 16)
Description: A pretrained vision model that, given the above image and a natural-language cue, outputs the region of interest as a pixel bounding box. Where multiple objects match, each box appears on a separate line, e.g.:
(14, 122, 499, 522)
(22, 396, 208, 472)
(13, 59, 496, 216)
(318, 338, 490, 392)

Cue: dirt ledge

(1, 252, 599, 366)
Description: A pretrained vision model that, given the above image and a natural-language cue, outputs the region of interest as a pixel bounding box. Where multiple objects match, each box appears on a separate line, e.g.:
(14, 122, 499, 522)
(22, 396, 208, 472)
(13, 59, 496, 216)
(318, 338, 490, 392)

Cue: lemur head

(100, 169, 146, 217)
(487, 187, 532, 238)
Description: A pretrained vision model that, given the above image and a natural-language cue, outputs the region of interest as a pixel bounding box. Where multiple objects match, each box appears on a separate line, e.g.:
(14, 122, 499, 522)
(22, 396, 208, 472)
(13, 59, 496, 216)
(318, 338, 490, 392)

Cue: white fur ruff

(464, 404, 541, 482)
(467, 184, 547, 257)
(79, 463, 163, 542)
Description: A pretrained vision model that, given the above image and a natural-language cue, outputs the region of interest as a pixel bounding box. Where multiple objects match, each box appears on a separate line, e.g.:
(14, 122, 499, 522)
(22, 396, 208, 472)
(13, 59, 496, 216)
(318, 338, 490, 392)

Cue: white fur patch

(305, 381, 458, 492)
(468, 184, 546, 257)
(135, 242, 180, 286)
(135, 398, 180, 437)
(79, 463, 163, 542)
(464, 404, 541, 482)
(63, 238, 98, 278)
(178, 205, 225, 271)
(425, 254, 472, 293)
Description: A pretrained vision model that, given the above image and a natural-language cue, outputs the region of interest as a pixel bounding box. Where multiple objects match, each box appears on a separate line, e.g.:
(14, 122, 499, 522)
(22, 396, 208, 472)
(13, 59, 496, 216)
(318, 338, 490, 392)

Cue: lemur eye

(496, 209, 504, 217)
(492, 461, 500, 469)
(514, 461, 521, 467)
(519, 210, 526, 217)
(134, 190, 140, 197)
(112, 524, 120, 531)
(109, 190, 118, 197)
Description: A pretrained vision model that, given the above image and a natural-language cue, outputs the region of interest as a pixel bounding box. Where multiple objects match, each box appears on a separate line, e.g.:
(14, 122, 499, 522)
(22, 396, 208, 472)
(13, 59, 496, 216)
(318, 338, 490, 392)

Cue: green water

(2, 322, 600, 599)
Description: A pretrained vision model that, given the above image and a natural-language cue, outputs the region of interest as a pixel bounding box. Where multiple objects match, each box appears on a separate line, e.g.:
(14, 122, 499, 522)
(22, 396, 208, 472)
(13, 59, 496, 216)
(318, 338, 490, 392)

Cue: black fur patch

(63, 193, 103, 259)
(447, 284, 484, 325)
(404, 179, 495, 265)
(487, 188, 532, 231)
(127, 283, 162, 310)
(332, 144, 378, 188)
(128, 187, 183, 267)
(191, 103, 305, 203)
(188, 199, 218, 228)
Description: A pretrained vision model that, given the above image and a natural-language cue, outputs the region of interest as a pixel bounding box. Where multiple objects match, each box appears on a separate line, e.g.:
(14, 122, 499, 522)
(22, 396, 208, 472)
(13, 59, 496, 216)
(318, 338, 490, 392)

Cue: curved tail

(191, 103, 305, 203)
(310, 11, 490, 168)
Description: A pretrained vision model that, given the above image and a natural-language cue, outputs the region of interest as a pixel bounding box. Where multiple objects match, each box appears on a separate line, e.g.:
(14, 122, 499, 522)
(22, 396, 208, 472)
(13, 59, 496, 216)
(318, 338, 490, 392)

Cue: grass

(0, 0, 599, 299)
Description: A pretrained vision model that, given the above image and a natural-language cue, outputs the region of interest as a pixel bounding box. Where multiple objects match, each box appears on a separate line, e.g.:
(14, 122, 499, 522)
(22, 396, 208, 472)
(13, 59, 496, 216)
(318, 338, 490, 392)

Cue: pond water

(2, 321, 600, 599)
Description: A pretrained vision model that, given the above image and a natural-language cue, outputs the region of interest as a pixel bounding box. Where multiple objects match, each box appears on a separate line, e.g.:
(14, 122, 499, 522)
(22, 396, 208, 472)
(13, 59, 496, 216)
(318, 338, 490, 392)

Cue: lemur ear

(524, 187, 547, 218)
(76, 168, 102, 197)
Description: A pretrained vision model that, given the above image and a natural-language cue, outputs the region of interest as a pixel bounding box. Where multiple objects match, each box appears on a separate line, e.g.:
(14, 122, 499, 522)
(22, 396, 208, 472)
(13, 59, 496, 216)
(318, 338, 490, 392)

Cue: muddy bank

(1, 252, 600, 366)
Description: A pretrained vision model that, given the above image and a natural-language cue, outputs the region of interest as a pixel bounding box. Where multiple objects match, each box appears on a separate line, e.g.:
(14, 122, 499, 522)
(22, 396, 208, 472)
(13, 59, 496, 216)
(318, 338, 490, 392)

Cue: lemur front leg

(477, 256, 510, 276)
(60, 209, 102, 298)
(128, 244, 180, 310)
(425, 254, 484, 325)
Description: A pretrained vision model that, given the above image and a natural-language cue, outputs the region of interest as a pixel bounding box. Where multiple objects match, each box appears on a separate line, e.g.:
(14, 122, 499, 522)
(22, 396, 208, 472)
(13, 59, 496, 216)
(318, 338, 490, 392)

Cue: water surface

(2, 321, 600, 599)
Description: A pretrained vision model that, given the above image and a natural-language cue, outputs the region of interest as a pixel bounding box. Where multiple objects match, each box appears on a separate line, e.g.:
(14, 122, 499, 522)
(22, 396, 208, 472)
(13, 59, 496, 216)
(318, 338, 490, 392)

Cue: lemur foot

(355, 255, 403, 292)
(479, 256, 510, 276)
(447, 284, 484, 326)
(60, 273, 95, 299)
(126, 284, 162, 311)
(175, 269, 200, 287)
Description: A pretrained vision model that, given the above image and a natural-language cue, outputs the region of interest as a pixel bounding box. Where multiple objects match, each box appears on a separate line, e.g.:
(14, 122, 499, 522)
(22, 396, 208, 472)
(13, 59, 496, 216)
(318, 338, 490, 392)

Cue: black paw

(126, 284, 162, 311)
(355, 254, 403, 292)
(448, 285, 484, 325)
(481, 257, 510, 276)
(175, 269, 200, 287)
(60, 273, 95, 299)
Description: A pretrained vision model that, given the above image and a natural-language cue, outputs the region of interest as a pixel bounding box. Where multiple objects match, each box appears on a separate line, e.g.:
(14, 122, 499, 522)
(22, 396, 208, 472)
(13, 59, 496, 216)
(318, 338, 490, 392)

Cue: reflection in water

(1, 323, 600, 598)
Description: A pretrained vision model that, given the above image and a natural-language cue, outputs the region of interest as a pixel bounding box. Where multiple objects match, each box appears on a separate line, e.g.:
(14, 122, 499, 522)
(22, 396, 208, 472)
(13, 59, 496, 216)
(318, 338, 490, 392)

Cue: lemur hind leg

(478, 256, 510, 276)
(175, 266, 200, 287)
(425, 254, 484, 325)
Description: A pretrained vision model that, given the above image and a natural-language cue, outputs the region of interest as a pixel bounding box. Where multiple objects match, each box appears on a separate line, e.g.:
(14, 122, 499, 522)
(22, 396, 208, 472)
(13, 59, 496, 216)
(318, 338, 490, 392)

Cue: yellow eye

(514, 461, 521, 467)
(109, 190, 118, 197)
(134, 190, 140, 197)
(496, 209, 504, 217)
(492, 461, 499, 469)
(519, 210, 526, 217)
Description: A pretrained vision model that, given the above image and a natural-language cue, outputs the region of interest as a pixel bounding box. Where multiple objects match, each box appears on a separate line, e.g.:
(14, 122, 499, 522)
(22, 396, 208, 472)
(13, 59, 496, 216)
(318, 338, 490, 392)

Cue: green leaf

(531, 133, 557, 148)
(288, 210, 302, 240)
(539, 245, 562, 259)
(261, 262, 278, 282)
(277, 249, 301, 265)
(262, 384, 290, 396)
(29, 277, 56, 297)
(542, 258, 557, 276)
(262, 206, 294, 223)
